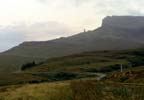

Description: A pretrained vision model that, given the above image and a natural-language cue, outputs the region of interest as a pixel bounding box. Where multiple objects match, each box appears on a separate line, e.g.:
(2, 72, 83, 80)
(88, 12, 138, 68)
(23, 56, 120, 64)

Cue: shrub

(127, 57, 144, 67)
(54, 72, 77, 80)
(98, 64, 121, 73)
(21, 61, 36, 70)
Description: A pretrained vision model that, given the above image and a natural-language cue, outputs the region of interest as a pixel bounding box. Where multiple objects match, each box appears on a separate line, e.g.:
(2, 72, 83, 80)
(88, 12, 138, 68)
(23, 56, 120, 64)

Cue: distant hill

(0, 16, 144, 72)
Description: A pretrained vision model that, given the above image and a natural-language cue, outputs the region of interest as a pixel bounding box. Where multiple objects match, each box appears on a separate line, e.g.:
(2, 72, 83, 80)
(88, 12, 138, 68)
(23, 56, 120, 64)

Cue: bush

(98, 64, 121, 73)
(21, 61, 36, 70)
(54, 72, 77, 80)
(127, 57, 144, 67)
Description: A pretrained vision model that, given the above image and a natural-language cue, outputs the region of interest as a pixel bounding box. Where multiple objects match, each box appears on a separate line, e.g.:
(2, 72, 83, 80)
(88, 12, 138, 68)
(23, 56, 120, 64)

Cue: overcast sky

(0, 0, 144, 52)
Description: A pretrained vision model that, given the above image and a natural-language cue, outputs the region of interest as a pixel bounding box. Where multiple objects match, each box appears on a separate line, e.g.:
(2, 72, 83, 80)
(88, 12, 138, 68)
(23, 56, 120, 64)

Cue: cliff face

(96, 16, 144, 43)
(102, 16, 144, 29)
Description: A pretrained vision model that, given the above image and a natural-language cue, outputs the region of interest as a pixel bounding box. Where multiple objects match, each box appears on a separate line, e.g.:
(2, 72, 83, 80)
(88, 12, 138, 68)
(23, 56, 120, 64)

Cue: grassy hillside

(0, 69, 144, 100)
(2, 16, 144, 72)
(0, 79, 144, 100)
(0, 48, 144, 86)
(0, 54, 45, 72)
(0, 81, 71, 100)
(1, 37, 141, 72)
(24, 48, 144, 74)
(0, 71, 99, 86)
(0, 48, 144, 99)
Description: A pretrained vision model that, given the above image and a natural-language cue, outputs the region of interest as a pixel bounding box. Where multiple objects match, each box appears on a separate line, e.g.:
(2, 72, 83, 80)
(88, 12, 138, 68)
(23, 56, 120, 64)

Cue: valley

(0, 16, 144, 100)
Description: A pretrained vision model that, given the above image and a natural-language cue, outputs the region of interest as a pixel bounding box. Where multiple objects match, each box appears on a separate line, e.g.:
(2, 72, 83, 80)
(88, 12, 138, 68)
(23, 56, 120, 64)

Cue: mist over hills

(0, 16, 144, 72)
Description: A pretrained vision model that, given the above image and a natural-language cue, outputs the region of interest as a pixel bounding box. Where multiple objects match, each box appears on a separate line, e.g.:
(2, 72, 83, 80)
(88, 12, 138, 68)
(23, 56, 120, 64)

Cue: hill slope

(1, 16, 144, 72)
(0, 48, 144, 86)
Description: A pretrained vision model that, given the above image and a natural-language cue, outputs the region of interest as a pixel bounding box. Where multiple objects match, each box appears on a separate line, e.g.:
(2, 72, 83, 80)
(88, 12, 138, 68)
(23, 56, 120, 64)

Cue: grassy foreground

(0, 81, 72, 100)
(0, 79, 144, 100)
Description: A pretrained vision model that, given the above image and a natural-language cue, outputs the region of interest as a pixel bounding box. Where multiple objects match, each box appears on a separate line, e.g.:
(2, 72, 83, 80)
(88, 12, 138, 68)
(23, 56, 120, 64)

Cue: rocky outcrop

(102, 16, 144, 29)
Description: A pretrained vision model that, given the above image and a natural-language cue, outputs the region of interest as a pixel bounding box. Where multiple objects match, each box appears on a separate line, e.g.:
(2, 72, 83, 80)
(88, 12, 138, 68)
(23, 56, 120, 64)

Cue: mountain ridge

(0, 15, 144, 72)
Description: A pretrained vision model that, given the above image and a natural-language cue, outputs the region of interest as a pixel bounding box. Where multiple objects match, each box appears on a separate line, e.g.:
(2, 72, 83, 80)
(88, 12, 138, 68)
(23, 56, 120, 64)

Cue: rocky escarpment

(102, 16, 144, 29)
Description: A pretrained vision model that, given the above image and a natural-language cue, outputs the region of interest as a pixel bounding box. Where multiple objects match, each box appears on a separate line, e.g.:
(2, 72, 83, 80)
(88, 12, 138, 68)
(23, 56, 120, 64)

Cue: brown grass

(0, 80, 144, 100)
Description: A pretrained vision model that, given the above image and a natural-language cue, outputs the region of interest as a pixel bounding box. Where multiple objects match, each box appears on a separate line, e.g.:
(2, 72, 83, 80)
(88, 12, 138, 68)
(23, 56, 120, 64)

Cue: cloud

(0, 29, 26, 52)
(36, 0, 47, 3)
(0, 0, 143, 28)
(0, 0, 144, 51)
(36, 0, 46, 2)
(0, 21, 78, 52)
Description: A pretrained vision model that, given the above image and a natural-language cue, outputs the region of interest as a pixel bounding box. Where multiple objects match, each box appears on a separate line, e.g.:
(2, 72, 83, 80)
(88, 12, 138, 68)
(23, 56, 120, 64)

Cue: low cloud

(0, 21, 78, 52)
(0, 0, 144, 51)
(36, 0, 47, 3)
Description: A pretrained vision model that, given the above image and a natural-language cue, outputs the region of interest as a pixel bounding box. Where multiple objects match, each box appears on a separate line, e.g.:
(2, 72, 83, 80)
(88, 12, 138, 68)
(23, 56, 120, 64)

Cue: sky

(0, 0, 144, 52)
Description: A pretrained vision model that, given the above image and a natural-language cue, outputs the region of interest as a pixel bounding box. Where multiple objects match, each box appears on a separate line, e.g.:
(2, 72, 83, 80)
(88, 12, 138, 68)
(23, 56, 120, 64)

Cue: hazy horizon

(0, 0, 144, 52)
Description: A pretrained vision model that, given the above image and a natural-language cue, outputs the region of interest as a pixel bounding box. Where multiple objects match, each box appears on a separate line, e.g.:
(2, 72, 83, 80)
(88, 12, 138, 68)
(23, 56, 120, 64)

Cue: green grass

(0, 81, 72, 100)
(0, 48, 144, 73)
(0, 49, 134, 72)
(0, 49, 144, 99)
(0, 54, 45, 72)
(0, 72, 98, 86)
(26, 50, 130, 73)
(0, 79, 144, 100)
(0, 48, 144, 86)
